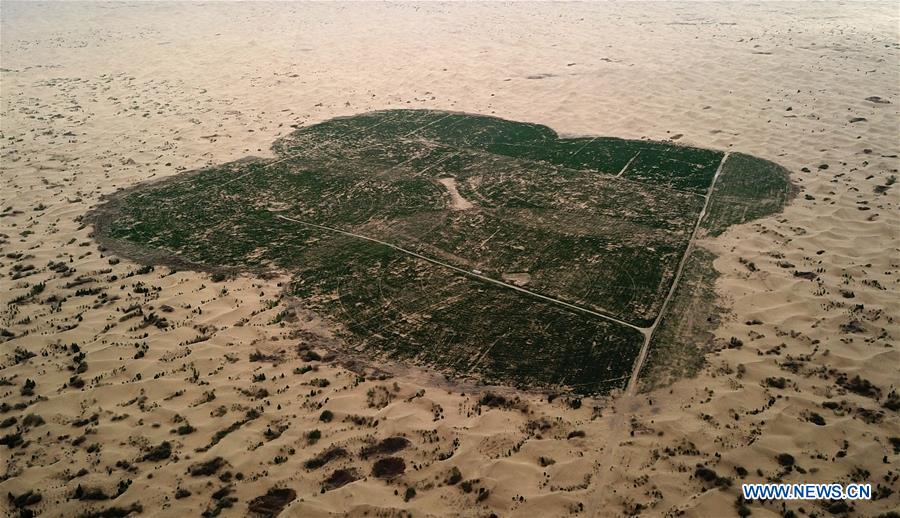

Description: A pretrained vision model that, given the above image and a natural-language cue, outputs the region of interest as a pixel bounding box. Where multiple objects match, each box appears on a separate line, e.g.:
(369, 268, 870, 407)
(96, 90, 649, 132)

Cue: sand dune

(1, 2, 897, 517)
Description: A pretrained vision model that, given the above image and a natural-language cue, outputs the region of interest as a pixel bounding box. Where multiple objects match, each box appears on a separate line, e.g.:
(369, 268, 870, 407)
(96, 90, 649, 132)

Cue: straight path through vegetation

(587, 151, 731, 518)
(624, 151, 730, 395)
(274, 213, 646, 333)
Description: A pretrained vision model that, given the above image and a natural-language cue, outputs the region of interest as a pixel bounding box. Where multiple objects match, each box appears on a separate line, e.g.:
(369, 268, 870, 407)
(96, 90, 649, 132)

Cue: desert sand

(1, 2, 898, 517)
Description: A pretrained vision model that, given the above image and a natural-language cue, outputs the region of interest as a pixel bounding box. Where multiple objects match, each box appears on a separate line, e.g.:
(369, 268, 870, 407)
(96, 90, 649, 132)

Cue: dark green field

(89, 110, 793, 394)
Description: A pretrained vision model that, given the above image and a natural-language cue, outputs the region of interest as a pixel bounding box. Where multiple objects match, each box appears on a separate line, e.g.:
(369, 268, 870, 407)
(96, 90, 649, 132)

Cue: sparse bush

(776, 453, 795, 467)
(447, 466, 462, 485)
(372, 457, 405, 479)
(142, 441, 172, 461)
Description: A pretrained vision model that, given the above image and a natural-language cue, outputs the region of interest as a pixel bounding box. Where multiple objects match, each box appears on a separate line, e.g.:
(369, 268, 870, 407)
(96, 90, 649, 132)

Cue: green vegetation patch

(637, 248, 722, 392)
(89, 109, 792, 394)
(622, 143, 724, 193)
(291, 239, 643, 393)
(701, 152, 797, 236)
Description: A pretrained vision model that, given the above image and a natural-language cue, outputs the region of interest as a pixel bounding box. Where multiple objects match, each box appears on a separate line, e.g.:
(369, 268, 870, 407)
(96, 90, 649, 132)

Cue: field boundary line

(568, 136, 598, 159)
(586, 150, 730, 518)
(624, 151, 730, 395)
(616, 151, 640, 177)
(274, 213, 646, 333)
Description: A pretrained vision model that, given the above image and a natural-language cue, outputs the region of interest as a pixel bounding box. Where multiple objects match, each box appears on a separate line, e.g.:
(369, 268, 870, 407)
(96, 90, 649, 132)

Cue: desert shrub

(372, 457, 405, 479)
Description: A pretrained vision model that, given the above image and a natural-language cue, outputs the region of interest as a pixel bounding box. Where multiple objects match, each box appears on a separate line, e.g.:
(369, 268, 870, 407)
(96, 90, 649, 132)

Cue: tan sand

(1, 2, 897, 517)
(437, 177, 474, 210)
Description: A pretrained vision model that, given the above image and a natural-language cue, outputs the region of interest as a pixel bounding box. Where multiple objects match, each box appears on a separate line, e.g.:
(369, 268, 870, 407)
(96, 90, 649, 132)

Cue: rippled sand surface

(1, 2, 897, 516)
